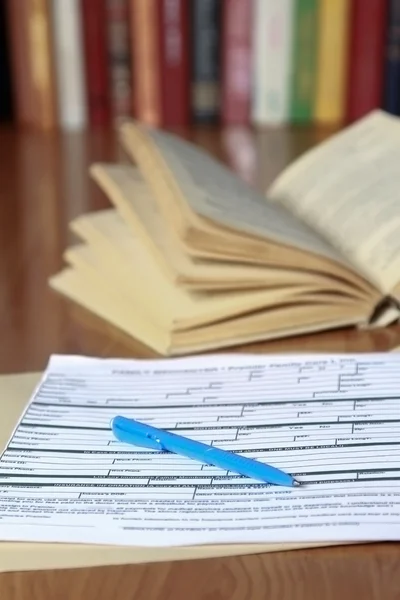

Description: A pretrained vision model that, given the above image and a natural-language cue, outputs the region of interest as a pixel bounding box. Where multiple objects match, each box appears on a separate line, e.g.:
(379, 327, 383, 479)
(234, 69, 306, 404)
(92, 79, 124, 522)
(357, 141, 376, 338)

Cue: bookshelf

(0, 1, 399, 132)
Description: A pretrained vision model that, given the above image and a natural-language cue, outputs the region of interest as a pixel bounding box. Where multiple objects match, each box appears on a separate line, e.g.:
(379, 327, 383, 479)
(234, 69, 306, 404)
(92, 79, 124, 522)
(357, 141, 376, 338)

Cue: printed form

(1, 353, 400, 546)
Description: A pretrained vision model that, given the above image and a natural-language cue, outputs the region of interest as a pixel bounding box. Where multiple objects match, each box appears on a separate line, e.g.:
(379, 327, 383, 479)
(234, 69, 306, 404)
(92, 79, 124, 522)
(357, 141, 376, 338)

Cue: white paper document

(1, 353, 400, 547)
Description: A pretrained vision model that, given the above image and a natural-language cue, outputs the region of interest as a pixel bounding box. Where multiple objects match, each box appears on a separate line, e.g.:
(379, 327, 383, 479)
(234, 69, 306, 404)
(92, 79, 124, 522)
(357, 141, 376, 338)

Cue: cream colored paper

(49, 265, 367, 356)
(64, 242, 365, 331)
(120, 122, 348, 266)
(268, 110, 400, 294)
(0, 372, 342, 573)
(89, 165, 354, 290)
(89, 164, 376, 301)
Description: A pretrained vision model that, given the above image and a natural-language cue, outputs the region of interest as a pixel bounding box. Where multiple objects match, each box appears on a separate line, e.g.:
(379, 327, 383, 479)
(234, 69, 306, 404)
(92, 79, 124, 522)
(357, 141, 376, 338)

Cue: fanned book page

(2, 353, 400, 547)
(118, 120, 380, 306)
(119, 121, 349, 266)
(89, 163, 376, 303)
(49, 265, 364, 355)
(66, 210, 375, 330)
(64, 242, 364, 333)
(89, 167, 327, 291)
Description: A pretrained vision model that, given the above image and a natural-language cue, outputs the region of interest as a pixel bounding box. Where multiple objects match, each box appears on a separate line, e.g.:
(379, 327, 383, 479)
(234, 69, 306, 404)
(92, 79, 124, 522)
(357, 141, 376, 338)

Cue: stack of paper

(1, 352, 400, 550)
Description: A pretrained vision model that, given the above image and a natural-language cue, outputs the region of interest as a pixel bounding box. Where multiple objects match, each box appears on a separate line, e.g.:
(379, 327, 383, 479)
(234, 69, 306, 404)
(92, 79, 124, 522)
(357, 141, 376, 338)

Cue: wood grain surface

(2, 544, 400, 600)
(1, 124, 400, 599)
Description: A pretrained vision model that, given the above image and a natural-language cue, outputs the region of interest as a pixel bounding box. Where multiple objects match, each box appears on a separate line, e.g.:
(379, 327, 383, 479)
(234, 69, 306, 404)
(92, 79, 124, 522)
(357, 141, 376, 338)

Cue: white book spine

(251, 0, 294, 125)
(51, 0, 87, 129)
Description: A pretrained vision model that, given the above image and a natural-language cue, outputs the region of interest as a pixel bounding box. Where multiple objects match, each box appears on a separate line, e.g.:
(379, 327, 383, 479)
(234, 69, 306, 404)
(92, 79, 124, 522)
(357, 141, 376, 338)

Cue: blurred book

(50, 110, 400, 355)
(191, 0, 221, 123)
(252, 0, 294, 125)
(0, 0, 13, 122)
(159, 0, 190, 127)
(106, 0, 132, 120)
(314, 0, 351, 125)
(130, 0, 162, 126)
(221, 0, 252, 125)
(290, 0, 319, 124)
(384, 0, 400, 116)
(52, 0, 87, 129)
(346, 0, 387, 122)
(7, 0, 57, 129)
(81, 0, 110, 126)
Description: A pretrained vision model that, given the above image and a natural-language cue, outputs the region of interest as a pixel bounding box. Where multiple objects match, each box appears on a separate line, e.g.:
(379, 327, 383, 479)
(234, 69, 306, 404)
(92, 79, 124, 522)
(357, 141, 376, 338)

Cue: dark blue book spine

(384, 0, 400, 114)
(191, 0, 221, 122)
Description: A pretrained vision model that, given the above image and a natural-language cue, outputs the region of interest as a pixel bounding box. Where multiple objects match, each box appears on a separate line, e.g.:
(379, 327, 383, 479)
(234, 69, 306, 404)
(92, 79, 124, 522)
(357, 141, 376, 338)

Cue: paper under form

(1, 353, 400, 547)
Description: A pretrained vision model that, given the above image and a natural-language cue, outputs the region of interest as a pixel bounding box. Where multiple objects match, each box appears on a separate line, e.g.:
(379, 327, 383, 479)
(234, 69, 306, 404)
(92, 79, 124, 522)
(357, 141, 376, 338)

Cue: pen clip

(111, 416, 165, 451)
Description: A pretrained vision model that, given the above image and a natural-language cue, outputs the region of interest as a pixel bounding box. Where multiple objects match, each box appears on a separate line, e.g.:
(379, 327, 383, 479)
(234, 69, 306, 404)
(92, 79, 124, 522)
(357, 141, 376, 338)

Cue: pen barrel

(112, 417, 294, 487)
(162, 432, 294, 487)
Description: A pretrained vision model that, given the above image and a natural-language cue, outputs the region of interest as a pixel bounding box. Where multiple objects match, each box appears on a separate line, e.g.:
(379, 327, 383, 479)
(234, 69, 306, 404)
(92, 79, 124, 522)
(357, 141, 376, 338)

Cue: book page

(90, 164, 325, 291)
(50, 263, 369, 355)
(64, 239, 370, 333)
(268, 110, 400, 295)
(91, 164, 373, 298)
(120, 122, 349, 267)
(2, 353, 400, 547)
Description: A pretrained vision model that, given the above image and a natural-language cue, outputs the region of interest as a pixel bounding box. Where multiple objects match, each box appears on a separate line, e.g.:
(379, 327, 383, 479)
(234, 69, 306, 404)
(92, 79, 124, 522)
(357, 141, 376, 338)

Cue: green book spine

(290, 0, 319, 123)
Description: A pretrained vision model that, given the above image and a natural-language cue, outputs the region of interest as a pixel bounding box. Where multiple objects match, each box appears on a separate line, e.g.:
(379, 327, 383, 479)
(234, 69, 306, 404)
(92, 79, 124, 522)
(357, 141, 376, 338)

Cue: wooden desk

(1, 126, 400, 599)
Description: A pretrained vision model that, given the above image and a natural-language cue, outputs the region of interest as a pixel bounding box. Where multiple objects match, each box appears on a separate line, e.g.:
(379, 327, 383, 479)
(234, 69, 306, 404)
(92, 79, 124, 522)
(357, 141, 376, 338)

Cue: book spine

(251, 0, 295, 125)
(29, 0, 57, 129)
(51, 0, 87, 129)
(6, 0, 32, 127)
(0, 1, 13, 121)
(159, 0, 190, 127)
(7, 0, 57, 129)
(81, 0, 110, 127)
(384, 0, 400, 115)
(221, 0, 252, 125)
(290, 0, 319, 123)
(106, 0, 132, 120)
(314, 0, 351, 125)
(130, 0, 162, 126)
(346, 0, 387, 122)
(191, 0, 221, 123)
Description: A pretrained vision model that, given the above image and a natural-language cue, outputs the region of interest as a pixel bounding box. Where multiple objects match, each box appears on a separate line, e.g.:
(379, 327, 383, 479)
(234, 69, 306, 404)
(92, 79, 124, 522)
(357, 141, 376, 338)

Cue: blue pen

(111, 416, 301, 488)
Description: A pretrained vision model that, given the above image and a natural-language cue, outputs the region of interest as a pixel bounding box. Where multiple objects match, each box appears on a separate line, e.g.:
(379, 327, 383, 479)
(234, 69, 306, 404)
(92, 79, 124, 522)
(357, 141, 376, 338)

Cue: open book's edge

(361, 298, 400, 329)
(48, 263, 371, 358)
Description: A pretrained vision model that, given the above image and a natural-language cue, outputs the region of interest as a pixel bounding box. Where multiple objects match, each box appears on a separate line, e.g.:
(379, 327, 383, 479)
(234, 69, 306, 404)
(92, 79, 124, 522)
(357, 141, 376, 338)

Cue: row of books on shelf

(1, 0, 400, 131)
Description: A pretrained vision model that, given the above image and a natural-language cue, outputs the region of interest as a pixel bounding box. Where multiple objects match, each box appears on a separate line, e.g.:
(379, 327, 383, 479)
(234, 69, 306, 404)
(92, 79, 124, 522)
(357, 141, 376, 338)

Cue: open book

(49, 110, 400, 356)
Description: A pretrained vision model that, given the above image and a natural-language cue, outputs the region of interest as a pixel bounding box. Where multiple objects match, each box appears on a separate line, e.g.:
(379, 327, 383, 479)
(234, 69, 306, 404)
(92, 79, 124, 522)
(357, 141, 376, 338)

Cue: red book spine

(346, 0, 387, 122)
(221, 0, 252, 125)
(81, 0, 111, 126)
(158, 0, 190, 127)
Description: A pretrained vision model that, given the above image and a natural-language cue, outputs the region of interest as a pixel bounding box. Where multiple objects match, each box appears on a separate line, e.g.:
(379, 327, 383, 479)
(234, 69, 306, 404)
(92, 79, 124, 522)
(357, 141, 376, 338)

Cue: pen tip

(292, 479, 302, 487)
